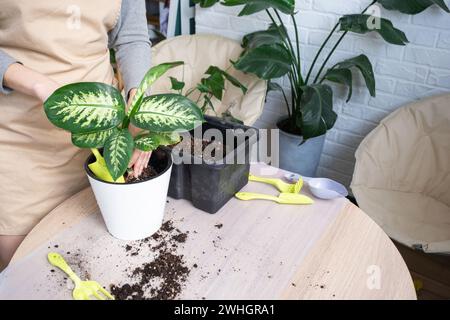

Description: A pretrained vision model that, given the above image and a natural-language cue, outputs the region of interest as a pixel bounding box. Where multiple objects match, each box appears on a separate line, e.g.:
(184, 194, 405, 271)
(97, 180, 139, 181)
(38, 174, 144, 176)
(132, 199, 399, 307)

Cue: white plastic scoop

(284, 173, 348, 200)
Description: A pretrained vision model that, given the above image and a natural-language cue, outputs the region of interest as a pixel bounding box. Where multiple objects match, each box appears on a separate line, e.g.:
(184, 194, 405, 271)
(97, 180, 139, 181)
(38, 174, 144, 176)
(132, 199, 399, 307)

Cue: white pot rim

(84, 148, 173, 186)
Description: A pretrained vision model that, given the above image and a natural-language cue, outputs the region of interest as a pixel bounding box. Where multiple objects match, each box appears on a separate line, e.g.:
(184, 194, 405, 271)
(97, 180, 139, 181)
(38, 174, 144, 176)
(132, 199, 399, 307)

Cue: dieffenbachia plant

(44, 61, 204, 181)
(194, 0, 449, 140)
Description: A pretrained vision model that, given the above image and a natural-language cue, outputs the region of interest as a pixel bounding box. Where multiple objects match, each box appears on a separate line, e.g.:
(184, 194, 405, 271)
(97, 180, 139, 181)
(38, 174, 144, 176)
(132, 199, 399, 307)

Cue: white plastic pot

(84, 149, 173, 241)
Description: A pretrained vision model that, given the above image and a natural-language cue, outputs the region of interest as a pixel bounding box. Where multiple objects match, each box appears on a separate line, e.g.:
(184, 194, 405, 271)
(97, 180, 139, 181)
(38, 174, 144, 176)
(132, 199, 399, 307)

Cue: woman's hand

(4, 63, 59, 103)
(127, 89, 152, 178)
(33, 79, 60, 103)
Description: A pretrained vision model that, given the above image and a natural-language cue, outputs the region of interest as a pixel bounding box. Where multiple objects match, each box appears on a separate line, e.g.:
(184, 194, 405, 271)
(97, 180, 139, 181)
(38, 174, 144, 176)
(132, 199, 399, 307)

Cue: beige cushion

(150, 34, 267, 125)
(351, 94, 450, 254)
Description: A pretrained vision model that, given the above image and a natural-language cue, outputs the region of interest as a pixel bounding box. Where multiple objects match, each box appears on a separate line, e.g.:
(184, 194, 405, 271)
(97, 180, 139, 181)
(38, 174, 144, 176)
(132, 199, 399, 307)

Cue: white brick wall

(195, 0, 450, 187)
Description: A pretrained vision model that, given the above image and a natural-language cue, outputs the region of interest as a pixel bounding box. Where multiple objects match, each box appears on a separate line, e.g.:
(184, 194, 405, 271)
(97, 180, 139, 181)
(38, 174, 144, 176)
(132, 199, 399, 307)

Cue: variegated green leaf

(104, 129, 134, 181)
(44, 82, 125, 134)
(134, 133, 161, 152)
(71, 127, 119, 148)
(130, 61, 185, 111)
(157, 132, 181, 146)
(131, 94, 204, 132)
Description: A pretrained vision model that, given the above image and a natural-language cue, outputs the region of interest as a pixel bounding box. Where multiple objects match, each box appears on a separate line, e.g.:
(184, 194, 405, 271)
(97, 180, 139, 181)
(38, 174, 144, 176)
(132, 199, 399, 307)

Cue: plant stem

(290, 13, 303, 86)
(306, 0, 378, 84)
(304, 23, 339, 84)
(122, 95, 143, 129)
(313, 31, 348, 84)
(265, 9, 300, 83)
(278, 85, 291, 118)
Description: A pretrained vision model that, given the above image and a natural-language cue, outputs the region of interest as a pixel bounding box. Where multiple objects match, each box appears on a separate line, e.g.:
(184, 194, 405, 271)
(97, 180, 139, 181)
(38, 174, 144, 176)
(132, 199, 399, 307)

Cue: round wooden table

(7, 164, 416, 300)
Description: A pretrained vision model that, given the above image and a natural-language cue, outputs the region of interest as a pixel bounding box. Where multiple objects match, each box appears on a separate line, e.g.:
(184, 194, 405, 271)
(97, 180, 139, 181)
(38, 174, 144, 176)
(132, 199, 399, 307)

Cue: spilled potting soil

(110, 220, 191, 300)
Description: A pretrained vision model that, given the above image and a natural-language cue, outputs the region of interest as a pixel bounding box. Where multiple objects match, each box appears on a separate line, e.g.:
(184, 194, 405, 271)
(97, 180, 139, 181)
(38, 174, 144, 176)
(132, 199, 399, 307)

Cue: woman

(0, 0, 153, 267)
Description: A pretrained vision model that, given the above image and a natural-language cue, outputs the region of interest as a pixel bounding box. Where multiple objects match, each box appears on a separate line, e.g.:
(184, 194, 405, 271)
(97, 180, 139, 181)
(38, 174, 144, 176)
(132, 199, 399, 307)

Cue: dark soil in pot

(162, 115, 258, 214)
(85, 147, 172, 185)
(171, 136, 226, 162)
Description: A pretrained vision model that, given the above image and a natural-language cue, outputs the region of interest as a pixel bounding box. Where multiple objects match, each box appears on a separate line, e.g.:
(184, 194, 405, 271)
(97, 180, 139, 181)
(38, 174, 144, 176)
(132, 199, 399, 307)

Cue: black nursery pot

(163, 115, 258, 214)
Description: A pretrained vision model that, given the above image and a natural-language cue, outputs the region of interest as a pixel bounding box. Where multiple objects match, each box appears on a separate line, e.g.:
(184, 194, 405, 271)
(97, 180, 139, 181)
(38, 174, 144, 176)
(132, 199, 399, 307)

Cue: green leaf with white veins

(71, 127, 119, 148)
(104, 129, 134, 181)
(157, 132, 181, 146)
(130, 61, 185, 112)
(44, 82, 125, 134)
(134, 133, 161, 152)
(131, 94, 204, 132)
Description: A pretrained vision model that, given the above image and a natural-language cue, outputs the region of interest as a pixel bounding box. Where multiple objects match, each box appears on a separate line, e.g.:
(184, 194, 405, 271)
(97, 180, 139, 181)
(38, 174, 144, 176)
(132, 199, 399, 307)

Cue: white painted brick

(394, 81, 444, 99)
(404, 46, 450, 68)
(428, 69, 450, 88)
(412, 6, 450, 29)
(376, 60, 428, 83)
(313, 0, 361, 15)
(368, 93, 410, 113)
(195, 0, 450, 187)
(437, 32, 450, 50)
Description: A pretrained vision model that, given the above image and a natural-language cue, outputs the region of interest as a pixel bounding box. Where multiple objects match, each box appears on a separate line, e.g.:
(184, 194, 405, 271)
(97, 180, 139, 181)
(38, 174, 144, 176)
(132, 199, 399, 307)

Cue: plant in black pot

(195, 0, 449, 176)
(164, 65, 259, 214)
(43, 61, 204, 240)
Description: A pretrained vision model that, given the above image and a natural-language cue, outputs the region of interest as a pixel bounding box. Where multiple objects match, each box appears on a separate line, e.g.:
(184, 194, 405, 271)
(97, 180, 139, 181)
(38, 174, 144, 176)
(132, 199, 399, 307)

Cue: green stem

(305, 23, 339, 84)
(278, 85, 291, 118)
(313, 31, 348, 84)
(266, 9, 300, 84)
(290, 13, 303, 86)
(306, 0, 378, 84)
(122, 95, 143, 129)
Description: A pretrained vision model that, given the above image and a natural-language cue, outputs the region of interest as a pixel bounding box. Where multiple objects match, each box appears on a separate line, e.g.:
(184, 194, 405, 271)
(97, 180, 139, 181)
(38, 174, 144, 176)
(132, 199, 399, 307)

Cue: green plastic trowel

(89, 149, 125, 183)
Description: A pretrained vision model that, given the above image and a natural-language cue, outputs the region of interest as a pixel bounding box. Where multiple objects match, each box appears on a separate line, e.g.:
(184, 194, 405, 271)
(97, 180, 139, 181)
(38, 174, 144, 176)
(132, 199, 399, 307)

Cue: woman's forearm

(3, 63, 59, 102)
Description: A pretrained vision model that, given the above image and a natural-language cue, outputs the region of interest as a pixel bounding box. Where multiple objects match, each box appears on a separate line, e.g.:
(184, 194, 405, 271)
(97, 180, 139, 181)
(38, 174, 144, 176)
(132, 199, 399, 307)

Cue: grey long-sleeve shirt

(0, 0, 151, 97)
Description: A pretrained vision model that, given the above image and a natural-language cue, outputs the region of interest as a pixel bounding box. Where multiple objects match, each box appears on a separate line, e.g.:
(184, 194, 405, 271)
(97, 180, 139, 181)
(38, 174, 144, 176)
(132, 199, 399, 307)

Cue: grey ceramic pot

(277, 121, 326, 177)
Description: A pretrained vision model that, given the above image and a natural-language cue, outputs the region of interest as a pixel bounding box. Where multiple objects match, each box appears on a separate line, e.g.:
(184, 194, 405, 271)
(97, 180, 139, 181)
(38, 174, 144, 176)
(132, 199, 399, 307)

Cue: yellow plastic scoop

(249, 174, 303, 193)
(235, 192, 314, 205)
(89, 148, 125, 183)
(47, 252, 114, 300)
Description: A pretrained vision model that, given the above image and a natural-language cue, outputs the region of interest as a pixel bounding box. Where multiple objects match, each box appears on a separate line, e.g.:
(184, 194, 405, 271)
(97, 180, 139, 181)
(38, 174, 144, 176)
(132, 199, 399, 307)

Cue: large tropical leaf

(130, 61, 184, 111)
(300, 84, 337, 140)
(44, 82, 125, 134)
(340, 14, 409, 45)
(378, 0, 449, 14)
(233, 43, 292, 79)
(242, 23, 287, 50)
(222, 0, 295, 16)
(323, 68, 353, 102)
(332, 55, 376, 97)
(131, 94, 204, 132)
(72, 127, 119, 148)
(103, 129, 134, 181)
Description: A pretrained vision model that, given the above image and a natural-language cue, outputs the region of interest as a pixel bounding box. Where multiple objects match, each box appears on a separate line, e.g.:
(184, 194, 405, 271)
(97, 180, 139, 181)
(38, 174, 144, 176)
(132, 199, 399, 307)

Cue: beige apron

(0, 0, 122, 235)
